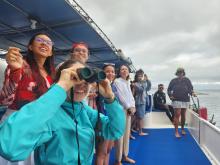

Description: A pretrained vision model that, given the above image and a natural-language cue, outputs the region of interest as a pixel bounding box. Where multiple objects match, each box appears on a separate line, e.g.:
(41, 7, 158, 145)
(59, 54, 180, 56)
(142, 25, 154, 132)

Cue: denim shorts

(135, 104, 146, 119)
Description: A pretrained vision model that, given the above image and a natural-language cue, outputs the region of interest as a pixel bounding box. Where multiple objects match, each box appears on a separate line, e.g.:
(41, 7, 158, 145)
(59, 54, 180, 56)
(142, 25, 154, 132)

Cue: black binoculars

(77, 67, 106, 83)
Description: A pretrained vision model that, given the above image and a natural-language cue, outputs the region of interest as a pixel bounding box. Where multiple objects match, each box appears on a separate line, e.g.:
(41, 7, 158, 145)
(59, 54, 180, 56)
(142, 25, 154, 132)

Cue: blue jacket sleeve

(0, 84, 66, 161)
(86, 99, 125, 140)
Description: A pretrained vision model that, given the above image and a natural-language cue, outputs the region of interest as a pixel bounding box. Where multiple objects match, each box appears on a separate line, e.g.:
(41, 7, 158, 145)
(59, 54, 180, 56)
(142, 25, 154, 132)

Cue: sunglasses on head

(103, 63, 115, 66)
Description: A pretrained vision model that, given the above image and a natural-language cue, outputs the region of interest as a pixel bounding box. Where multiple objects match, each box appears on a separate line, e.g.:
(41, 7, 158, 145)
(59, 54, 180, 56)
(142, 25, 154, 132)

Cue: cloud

(77, 0, 220, 83)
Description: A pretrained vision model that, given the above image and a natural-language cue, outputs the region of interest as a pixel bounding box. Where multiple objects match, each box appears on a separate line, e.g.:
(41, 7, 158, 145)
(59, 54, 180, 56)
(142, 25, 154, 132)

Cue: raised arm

(0, 84, 67, 161)
(86, 99, 125, 140)
(86, 79, 126, 140)
(0, 47, 24, 105)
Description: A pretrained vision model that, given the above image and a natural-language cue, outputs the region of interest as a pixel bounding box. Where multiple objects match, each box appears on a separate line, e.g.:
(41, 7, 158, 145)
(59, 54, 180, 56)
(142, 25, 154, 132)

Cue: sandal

(130, 135, 136, 140)
(139, 132, 148, 136)
(175, 132, 181, 138)
(131, 129, 138, 133)
(123, 157, 136, 164)
(181, 130, 186, 135)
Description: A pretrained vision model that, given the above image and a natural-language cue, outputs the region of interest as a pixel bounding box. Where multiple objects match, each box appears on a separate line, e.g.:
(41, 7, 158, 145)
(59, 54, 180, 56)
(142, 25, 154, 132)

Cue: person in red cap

(71, 42, 89, 64)
(56, 42, 89, 70)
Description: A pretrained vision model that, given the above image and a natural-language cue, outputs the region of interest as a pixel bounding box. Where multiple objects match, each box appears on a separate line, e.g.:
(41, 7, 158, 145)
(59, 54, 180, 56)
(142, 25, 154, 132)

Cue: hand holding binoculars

(77, 67, 106, 83)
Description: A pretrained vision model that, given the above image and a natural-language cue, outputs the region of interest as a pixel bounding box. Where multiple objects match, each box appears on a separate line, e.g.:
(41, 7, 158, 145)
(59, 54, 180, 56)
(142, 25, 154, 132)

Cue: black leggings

(157, 105, 174, 122)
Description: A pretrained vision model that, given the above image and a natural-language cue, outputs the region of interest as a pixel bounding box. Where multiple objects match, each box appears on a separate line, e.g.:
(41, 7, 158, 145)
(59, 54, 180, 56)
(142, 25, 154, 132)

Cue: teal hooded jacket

(0, 84, 125, 165)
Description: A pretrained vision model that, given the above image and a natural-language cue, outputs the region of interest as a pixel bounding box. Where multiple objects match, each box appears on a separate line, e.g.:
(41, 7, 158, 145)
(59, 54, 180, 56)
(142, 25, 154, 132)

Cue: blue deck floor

(108, 128, 211, 165)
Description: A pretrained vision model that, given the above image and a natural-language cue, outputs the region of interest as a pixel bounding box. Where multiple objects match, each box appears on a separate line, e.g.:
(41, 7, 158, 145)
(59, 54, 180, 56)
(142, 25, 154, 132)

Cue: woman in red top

(0, 32, 55, 165)
(0, 32, 55, 117)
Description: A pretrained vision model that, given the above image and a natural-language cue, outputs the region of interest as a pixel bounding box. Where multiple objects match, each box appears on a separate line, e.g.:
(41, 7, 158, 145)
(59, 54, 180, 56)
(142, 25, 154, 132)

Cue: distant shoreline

(196, 92, 209, 95)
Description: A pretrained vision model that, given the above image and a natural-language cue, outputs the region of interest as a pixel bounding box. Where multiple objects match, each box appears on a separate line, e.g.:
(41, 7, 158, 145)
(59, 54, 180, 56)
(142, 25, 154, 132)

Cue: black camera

(77, 67, 106, 83)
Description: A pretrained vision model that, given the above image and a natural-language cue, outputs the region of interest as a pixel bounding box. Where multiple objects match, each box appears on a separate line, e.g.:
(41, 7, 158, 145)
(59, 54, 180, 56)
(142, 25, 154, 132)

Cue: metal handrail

(66, 0, 118, 54)
(188, 109, 220, 134)
(187, 109, 220, 165)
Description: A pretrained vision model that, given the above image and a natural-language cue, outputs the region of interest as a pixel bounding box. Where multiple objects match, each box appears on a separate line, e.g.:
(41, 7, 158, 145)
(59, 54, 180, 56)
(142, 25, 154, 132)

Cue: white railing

(186, 110, 220, 165)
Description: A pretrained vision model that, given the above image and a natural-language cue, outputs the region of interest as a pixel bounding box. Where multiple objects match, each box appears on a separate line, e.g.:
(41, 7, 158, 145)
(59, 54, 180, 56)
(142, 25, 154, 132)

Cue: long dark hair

(24, 32, 55, 97)
(134, 69, 144, 82)
(118, 64, 130, 80)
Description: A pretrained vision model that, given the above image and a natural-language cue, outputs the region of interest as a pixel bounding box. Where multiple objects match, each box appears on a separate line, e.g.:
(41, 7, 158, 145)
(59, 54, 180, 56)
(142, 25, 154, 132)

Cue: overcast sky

(76, 0, 220, 85)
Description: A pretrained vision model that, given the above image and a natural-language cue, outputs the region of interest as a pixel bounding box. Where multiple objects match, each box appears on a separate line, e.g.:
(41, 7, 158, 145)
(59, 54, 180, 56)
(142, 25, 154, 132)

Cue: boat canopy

(0, 0, 135, 71)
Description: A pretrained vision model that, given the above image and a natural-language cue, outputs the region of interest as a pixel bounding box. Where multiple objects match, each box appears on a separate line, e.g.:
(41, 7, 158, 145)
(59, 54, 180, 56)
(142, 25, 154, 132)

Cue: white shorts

(172, 101, 189, 109)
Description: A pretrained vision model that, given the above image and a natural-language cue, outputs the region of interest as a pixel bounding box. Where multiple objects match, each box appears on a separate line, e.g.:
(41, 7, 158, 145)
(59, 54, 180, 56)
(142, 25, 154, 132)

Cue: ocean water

(195, 87, 220, 128)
